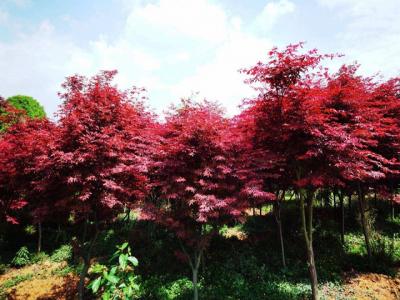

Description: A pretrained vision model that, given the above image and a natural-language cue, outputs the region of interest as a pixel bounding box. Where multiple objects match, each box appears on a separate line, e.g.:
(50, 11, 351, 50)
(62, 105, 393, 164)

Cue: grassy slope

(0, 201, 399, 299)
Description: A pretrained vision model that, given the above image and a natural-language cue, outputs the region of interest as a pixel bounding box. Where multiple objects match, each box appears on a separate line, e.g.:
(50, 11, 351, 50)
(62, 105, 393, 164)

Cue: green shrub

(88, 242, 141, 300)
(0, 263, 8, 275)
(31, 252, 49, 264)
(51, 244, 72, 263)
(6, 95, 46, 119)
(11, 246, 31, 268)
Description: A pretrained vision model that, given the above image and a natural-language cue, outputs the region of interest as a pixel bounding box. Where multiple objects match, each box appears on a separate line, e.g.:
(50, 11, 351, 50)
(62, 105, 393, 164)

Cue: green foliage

(11, 246, 31, 268)
(141, 277, 193, 300)
(0, 273, 33, 298)
(31, 252, 49, 264)
(88, 242, 141, 300)
(50, 244, 72, 263)
(24, 225, 36, 235)
(0, 263, 7, 275)
(6, 95, 46, 119)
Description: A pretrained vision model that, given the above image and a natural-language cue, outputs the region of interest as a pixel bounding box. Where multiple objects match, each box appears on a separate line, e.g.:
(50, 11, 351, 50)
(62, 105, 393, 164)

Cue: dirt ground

(0, 261, 78, 300)
(322, 271, 400, 300)
(0, 262, 399, 299)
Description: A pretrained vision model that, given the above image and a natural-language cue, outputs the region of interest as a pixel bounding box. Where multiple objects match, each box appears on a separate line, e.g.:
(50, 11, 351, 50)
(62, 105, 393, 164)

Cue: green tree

(7, 95, 46, 119)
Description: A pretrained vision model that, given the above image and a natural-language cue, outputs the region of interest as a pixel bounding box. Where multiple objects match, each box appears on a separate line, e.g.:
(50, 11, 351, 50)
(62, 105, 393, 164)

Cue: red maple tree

(143, 99, 247, 300)
(240, 43, 336, 300)
(40, 70, 154, 299)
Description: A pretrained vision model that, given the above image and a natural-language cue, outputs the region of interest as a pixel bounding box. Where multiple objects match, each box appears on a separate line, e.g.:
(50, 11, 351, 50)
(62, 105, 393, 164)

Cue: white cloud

(255, 0, 295, 31)
(0, 8, 8, 24)
(6, 0, 31, 8)
(0, 0, 277, 118)
(171, 27, 272, 116)
(125, 0, 229, 43)
(317, 0, 400, 77)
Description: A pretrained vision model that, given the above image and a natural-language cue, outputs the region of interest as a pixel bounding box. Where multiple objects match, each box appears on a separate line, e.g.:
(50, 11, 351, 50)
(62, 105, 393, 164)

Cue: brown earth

(0, 261, 78, 300)
(1, 261, 399, 299)
(323, 271, 400, 300)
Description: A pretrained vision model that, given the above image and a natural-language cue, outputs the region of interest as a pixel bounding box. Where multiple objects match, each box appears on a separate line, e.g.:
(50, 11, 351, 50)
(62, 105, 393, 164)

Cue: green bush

(6, 95, 46, 119)
(0, 263, 8, 275)
(31, 252, 49, 264)
(11, 246, 31, 268)
(88, 242, 141, 300)
(50, 244, 72, 263)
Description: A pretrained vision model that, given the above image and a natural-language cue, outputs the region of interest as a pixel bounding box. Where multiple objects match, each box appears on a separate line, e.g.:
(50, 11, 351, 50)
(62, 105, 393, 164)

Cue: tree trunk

(274, 200, 286, 268)
(78, 222, 99, 300)
(358, 186, 372, 260)
(37, 222, 42, 253)
(348, 193, 352, 212)
(333, 193, 336, 208)
(340, 193, 345, 245)
(391, 200, 395, 220)
(299, 190, 319, 300)
(324, 190, 330, 208)
(192, 265, 199, 300)
(180, 241, 203, 300)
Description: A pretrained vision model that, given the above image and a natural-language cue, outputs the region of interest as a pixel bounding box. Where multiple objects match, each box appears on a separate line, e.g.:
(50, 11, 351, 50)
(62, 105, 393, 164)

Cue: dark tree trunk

(391, 200, 395, 220)
(78, 220, 99, 300)
(37, 222, 42, 253)
(192, 264, 199, 300)
(273, 192, 286, 268)
(358, 186, 372, 260)
(180, 241, 203, 300)
(333, 192, 337, 208)
(348, 192, 352, 213)
(339, 193, 345, 245)
(299, 190, 319, 300)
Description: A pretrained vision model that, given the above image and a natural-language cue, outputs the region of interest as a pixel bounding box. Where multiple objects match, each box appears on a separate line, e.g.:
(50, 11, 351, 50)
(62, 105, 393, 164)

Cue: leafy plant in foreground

(11, 246, 31, 268)
(88, 242, 140, 300)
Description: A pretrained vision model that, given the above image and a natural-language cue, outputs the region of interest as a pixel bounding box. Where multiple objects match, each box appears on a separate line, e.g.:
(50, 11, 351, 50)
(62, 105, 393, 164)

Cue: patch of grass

(50, 244, 72, 263)
(11, 246, 31, 268)
(0, 273, 33, 298)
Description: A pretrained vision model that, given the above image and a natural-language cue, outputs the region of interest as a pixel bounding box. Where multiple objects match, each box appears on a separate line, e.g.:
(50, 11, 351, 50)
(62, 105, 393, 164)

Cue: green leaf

(91, 277, 102, 293)
(119, 254, 127, 269)
(119, 242, 129, 250)
(110, 266, 117, 275)
(102, 291, 111, 300)
(127, 256, 139, 267)
(106, 274, 119, 284)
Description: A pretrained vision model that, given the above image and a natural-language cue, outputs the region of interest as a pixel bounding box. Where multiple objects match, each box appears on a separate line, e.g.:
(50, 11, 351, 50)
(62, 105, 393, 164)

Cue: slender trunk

(348, 193, 352, 212)
(274, 200, 286, 268)
(192, 265, 199, 300)
(78, 221, 99, 300)
(55, 224, 61, 243)
(333, 193, 336, 208)
(391, 200, 395, 220)
(340, 193, 345, 245)
(358, 186, 372, 260)
(37, 222, 42, 253)
(299, 190, 318, 300)
(259, 205, 262, 216)
(180, 241, 203, 300)
(324, 191, 330, 208)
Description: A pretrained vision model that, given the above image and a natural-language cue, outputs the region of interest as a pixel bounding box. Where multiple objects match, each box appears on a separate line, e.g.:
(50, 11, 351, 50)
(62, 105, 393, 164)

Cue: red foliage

(239, 43, 400, 195)
(143, 99, 246, 247)
(0, 119, 54, 223)
(37, 70, 156, 223)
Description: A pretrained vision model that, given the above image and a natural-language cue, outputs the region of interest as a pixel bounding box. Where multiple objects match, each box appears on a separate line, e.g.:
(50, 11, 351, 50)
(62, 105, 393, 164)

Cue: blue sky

(1, 0, 399, 117)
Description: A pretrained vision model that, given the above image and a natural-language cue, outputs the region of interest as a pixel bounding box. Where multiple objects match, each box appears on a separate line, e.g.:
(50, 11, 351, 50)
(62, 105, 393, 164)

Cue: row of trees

(0, 44, 399, 300)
